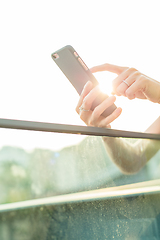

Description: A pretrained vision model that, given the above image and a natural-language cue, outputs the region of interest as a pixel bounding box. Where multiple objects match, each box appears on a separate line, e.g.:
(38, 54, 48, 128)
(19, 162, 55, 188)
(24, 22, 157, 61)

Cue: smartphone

(51, 45, 117, 117)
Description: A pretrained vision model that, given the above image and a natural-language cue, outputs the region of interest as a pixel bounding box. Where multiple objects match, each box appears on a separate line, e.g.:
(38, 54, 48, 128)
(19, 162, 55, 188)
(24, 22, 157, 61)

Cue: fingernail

(115, 107, 122, 114)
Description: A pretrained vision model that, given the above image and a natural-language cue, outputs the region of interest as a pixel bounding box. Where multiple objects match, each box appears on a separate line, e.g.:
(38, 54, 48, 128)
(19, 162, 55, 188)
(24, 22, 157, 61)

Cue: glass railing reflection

(0, 124, 159, 205)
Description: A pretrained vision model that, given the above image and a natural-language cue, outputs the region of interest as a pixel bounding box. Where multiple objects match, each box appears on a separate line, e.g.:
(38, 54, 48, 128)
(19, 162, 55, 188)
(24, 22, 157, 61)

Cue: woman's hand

(91, 63, 160, 104)
(76, 81, 122, 128)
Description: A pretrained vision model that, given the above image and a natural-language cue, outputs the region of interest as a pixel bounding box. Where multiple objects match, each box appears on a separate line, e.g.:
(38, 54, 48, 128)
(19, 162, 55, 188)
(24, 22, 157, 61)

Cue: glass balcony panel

(0, 127, 159, 203)
(0, 124, 160, 240)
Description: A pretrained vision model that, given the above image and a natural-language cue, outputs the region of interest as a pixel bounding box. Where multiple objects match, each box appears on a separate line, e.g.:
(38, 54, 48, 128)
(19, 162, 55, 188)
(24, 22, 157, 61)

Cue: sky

(0, 0, 160, 150)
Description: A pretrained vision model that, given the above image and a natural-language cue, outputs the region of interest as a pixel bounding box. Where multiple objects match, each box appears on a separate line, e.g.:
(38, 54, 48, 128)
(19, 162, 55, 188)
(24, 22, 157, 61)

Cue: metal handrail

(0, 118, 160, 140)
(0, 179, 160, 213)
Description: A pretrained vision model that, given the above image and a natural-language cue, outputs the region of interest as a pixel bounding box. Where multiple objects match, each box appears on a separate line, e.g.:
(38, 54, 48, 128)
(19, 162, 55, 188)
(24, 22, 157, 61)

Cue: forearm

(102, 136, 160, 174)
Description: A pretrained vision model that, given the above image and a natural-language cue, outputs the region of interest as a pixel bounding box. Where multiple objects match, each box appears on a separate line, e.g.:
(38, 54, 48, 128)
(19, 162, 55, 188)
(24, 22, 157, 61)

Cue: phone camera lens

(52, 53, 59, 59)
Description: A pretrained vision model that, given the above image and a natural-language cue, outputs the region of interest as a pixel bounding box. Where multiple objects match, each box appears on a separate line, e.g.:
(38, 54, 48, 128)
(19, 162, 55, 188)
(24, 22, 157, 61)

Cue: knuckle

(82, 100, 89, 110)
(131, 70, 140, 78)
(129, 67, 137, 73)
(138, 75, 145, 83)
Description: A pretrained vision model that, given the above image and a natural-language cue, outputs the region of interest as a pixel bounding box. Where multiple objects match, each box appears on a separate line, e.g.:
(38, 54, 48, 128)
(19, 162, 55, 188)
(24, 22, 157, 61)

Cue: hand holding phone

(51, 45, 117, 117)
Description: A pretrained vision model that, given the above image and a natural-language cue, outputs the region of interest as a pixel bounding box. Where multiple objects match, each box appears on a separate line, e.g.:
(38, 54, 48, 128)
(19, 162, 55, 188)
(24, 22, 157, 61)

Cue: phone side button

(74, 51, 79, 57)
(78, 57, 88, 71)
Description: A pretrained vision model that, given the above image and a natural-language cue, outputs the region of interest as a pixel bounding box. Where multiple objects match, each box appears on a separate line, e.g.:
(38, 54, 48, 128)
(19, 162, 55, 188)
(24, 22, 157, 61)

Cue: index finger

(90, 63, 128, 75)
